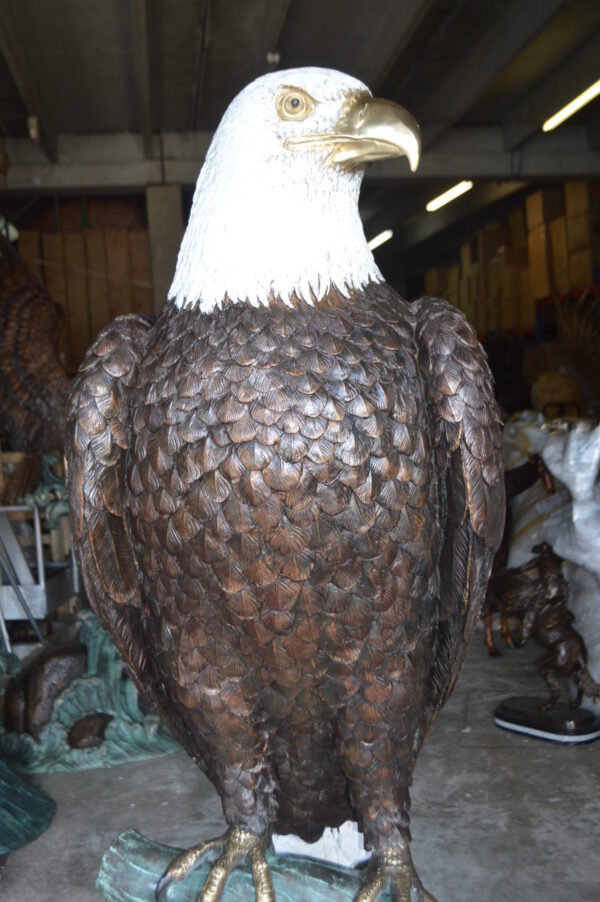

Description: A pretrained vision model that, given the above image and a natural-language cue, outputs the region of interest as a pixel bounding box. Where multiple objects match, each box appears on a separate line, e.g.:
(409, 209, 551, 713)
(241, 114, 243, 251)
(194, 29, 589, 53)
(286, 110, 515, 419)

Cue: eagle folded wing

(66, 316, 152, 693)
(414, 298, 504, 715)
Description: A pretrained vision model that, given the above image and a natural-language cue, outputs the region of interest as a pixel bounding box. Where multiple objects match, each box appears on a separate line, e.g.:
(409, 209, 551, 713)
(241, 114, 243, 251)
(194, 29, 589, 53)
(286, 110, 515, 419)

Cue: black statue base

(494, 696, 600, 744)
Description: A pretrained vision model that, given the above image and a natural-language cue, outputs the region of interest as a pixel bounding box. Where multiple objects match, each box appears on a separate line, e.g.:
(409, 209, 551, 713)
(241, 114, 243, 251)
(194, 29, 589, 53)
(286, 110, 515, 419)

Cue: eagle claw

(353, 846, 437, 902)
(155, 826, 274, 902)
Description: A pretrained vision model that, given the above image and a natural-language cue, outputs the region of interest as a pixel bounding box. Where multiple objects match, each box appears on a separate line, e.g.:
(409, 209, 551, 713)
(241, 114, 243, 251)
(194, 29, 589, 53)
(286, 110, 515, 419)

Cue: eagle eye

(277, 88, 316, 122)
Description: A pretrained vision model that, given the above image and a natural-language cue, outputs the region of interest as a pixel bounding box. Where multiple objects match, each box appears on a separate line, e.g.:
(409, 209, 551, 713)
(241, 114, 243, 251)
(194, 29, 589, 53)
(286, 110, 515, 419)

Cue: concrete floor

(2, 634, 599, 901)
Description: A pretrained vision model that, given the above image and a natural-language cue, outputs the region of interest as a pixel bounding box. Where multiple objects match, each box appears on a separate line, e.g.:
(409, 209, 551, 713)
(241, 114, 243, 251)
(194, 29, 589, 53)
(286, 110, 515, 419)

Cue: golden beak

(285, 92, 421, 172)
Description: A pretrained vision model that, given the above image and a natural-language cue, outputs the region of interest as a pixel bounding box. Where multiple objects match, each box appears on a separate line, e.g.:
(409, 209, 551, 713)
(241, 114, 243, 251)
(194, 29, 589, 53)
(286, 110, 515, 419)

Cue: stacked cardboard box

(477, 222, 508, 333)
(497, 246, 528, 330)
(507, 205, 527, 249)
(519, 268, 535, 331)
(549, 217, 570, 294)
(446, 264, 460, 308)
(420, 184, 599, 338)
(424, 268, 446, 297)
(565, 181, 600, 288)
(525, 188, 564, 300)
(458, 238, 478, 328)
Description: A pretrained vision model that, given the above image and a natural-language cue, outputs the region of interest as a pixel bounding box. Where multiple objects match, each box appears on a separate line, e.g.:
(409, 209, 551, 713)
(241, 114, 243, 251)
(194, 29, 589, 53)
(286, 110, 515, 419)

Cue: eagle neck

(168, 140, 382, 313)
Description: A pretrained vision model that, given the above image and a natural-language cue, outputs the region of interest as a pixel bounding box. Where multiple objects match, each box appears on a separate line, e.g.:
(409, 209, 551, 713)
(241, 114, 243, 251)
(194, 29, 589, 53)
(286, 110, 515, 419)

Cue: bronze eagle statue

(67, 68, 504, 902)
(0, 233, 70, 454)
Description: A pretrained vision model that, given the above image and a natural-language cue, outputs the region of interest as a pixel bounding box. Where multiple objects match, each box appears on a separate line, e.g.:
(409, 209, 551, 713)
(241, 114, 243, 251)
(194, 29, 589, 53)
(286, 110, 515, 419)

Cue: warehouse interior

(2, 0, 599, 374)
(0, 2, 599, 901)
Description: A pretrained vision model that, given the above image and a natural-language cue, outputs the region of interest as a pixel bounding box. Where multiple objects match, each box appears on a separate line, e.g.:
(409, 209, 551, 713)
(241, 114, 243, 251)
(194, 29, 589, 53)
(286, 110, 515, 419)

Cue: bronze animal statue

(486, 543, 600, 710)
(0, 233, 70, 454)
(67, 68, 504, 902)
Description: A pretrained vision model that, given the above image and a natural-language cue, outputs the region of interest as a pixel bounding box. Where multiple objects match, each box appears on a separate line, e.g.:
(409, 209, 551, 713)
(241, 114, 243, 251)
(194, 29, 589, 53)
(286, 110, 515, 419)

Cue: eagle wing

(66, 316, 151, 691)
(414, 297, 504, 720)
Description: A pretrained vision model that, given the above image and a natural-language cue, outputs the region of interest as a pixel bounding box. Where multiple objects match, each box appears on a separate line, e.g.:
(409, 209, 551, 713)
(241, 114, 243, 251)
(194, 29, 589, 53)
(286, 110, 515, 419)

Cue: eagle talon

(353, 846, 437, 902)
(155, 826, 274, 902)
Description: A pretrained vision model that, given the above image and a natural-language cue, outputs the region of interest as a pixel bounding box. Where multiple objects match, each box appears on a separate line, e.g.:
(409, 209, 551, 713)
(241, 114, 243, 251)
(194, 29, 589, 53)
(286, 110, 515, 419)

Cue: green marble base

(97, 830, 392, 902)
(0, 760, 55, 854)
(0, 612, 177, 773)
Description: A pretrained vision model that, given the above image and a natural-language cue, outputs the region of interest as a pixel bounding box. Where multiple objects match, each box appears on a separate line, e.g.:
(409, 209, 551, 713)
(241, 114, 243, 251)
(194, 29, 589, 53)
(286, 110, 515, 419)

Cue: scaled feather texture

(0, 235, 70, 454)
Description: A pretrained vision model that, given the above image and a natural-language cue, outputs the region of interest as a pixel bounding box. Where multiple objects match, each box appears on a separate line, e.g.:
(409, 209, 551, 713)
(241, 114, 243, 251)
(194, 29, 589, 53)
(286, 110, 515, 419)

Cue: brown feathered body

(67, 284, 503, 849)
(0, 237, 70, 453)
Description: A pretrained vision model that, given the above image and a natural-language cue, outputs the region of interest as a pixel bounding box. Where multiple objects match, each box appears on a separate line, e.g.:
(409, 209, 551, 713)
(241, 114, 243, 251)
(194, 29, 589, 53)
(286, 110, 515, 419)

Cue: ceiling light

(542, 78, 600, 132)
(368, 229, 393, 251)
(426, 181, 473, 212)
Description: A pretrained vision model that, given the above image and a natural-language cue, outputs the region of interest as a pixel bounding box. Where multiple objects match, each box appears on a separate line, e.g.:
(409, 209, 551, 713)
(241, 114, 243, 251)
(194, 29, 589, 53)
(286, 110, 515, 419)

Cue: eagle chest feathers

(129, 289, 438, 712)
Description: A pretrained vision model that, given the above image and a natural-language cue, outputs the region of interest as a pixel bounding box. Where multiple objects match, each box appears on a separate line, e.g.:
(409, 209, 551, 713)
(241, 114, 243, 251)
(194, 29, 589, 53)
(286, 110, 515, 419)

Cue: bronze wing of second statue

(0, 233, 70, 454)
(67, 68, 504, 902)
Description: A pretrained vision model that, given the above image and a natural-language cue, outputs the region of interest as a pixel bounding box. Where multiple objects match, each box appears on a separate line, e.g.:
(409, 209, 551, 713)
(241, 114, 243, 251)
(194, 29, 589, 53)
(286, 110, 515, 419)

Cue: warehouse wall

(16, 198, 153, 372)
(424, 180, 600, 337)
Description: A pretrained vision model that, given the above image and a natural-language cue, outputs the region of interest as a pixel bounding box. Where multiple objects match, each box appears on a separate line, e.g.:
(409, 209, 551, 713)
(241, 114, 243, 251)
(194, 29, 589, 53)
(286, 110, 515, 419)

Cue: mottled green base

(0, 760, 55, 854)
(97, 830, 392, 902)
(0, 612, 177, 773)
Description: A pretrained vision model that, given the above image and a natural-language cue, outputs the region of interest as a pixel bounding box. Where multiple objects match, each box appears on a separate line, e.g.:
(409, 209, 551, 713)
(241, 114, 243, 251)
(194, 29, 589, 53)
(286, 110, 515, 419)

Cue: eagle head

(169, 68, 420, 313)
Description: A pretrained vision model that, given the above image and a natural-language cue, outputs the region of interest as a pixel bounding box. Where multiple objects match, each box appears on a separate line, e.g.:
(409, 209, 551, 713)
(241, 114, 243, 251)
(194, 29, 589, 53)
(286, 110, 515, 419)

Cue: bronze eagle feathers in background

(67, 68, 504, 902)
(0, 233, 70, 455)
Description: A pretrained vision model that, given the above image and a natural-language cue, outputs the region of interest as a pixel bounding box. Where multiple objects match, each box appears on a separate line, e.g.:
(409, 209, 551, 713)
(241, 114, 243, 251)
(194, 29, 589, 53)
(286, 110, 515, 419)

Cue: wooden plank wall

(84, 230, 111, 338)
(17, 228, 153, 371)
(17, 230, 43, 281)
(63, 232, 90, 368)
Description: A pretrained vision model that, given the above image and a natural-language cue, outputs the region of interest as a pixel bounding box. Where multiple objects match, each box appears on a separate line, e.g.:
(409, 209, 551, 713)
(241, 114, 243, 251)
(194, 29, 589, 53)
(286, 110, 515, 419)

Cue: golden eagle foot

(353, 846, 437, 902)
(155, 825, 274, 902)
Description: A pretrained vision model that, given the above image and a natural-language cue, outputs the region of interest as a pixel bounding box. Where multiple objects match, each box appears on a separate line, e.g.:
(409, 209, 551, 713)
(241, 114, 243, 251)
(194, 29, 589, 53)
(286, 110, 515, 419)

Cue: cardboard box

(468, 263, 479, 302)
(460, 238, 477, 273)
(566, 212, 592, 254)
(478, 223, 509, 299)
(424, 268, 446, 296)
(566, 210, 600, 255)
(525, 189, 564, 230)
(549, 217, 570, 294)
(459, 277, 470, 313)
(508, 206, 527, 248)
(485, 295, 501, 332)
(446, 264, 460, 293)
(497, 247, 527, 299)
(569, 248, 594, 288)
(564, 181, 600, 219)
(500, 296, 519, 331)
(527, 224, 553, 299)
(473, 300, 485, 335)
(478, 223, 508, 264)
(519, 268, 535, 330)
(487, 257, 500, 302)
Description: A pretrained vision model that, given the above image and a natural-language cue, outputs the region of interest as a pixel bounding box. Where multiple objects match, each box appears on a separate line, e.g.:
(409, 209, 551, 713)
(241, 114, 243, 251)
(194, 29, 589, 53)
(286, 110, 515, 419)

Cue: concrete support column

(145, 184, 184, 312)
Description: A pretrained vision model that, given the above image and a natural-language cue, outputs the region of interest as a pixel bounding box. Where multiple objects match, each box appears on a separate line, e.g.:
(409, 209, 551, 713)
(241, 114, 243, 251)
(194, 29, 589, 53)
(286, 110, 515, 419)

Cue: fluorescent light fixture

(542, 78, 600, 132)
(368, 229, 393, 251)
(426, 181, 473, 212)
